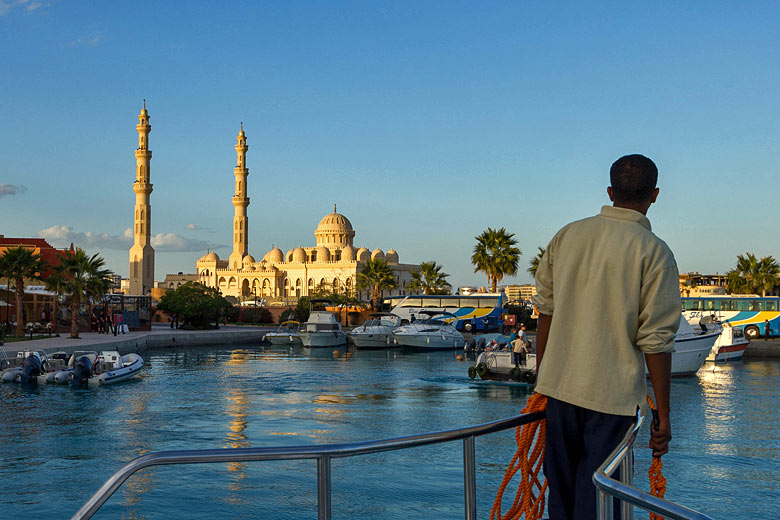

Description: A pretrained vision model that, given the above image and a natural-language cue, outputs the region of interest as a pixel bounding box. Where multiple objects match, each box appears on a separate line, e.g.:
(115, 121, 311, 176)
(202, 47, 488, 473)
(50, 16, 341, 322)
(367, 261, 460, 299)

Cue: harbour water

(0, 344, 778, 519)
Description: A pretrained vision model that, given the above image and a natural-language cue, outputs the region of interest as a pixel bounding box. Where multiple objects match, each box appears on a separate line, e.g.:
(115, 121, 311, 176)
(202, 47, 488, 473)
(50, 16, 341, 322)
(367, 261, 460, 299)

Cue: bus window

(683, 299, 701, 311)
(705, 300, 716, 311)
(750, 301, 763, 311)
(479, 297, 499, 308)
(401, 298, 422, 308)
(421, 298, 441, 308)
(718, 300, 730, 311)
(440, 297, 459, 308)
(738, 300, 752, 311)
(765, 301, 777, 311)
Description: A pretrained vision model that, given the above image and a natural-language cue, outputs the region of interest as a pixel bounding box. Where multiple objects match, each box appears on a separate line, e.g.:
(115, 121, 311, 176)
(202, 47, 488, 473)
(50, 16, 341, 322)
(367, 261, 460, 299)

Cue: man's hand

(649, 414, 672, 457)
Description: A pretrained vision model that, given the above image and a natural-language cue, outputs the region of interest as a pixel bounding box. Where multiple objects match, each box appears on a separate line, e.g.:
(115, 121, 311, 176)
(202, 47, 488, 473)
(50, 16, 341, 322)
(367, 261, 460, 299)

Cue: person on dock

(765, 319, 771, 341)
(532, 154, 680, 519)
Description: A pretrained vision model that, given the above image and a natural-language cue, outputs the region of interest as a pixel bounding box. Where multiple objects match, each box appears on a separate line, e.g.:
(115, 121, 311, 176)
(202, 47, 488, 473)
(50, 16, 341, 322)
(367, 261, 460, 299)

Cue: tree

(157, 282, 233, 329)
(59, 248, 113, 339)
(726, 253, 780, 296)
(357, 259, 397, 310)
(471, 227, 521, 293)
(527, 247, 546, 277)
(0, 246, 46, 337)
(408, 261, 451, 295)
(44, 263, 68, 333)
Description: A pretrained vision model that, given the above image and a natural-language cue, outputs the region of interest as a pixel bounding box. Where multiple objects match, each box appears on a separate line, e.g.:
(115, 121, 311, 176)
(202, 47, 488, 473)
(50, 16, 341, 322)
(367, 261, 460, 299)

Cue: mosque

(193, 126, 420, 302)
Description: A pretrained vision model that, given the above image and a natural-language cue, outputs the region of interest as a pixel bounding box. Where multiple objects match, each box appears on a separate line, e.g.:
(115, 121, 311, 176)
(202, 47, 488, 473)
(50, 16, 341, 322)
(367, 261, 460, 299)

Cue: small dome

(198, 251, 220, 263)
(293, 246, 307, 263)
(371, 248, 385, 261)
(286, 248, 296, 262)
(264, 246, 284, 264)
(386, 249, 399, 264)
(356, 247, 370, 262)
(242, 255, 256, 266)
(341, 244, 356, 262)
(316, 245, 331, 262)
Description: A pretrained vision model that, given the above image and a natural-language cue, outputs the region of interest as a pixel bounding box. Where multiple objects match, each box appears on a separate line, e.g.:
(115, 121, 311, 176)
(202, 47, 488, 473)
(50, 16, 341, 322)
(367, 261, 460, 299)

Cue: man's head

(607, 154, 659, 214)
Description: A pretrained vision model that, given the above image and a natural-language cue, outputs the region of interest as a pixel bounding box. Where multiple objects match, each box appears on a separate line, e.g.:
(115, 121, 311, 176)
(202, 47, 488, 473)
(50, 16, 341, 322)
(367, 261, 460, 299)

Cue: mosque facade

(194, 126, 419, 302)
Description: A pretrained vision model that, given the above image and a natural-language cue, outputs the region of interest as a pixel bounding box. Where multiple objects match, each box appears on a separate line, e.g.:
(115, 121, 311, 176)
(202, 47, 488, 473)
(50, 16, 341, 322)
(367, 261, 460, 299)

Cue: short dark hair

(609, 154, 658, 203)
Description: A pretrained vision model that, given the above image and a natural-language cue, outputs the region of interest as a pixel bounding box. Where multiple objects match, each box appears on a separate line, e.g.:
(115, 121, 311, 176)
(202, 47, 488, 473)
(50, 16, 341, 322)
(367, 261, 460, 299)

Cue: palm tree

(527, 247, 546, 277)
(0, 246, 45, 337)
(726, 253, 779, 296)
(44, 263, 68, 333)
(59, 248, 113, 339)
(471, 227, 521, 293)
(409, 261, 451, 295)
(356, 259, 397, 310)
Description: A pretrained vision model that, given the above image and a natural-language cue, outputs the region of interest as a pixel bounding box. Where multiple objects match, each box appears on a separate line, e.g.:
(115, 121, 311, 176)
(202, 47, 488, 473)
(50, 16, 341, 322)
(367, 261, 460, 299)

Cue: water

(0, 345, 778, 519)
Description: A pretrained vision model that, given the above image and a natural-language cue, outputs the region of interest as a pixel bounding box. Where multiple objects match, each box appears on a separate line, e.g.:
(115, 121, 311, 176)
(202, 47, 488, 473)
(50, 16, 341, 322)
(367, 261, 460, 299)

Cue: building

(193, 125, 420, 302)
(679, 272, 728, 297)
(128, 101, 155, 295)
(504, 283, 537, 303)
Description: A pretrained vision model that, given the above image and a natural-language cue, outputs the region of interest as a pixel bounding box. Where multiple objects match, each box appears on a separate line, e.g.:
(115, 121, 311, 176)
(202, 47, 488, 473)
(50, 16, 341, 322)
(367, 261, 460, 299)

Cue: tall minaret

(128, 101, 155, 294)
(228, 123, 250, 269)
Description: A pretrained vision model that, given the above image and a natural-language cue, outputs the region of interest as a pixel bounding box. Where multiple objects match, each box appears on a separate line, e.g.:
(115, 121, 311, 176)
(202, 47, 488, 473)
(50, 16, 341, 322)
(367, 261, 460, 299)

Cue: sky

(1, 1, 779, 289)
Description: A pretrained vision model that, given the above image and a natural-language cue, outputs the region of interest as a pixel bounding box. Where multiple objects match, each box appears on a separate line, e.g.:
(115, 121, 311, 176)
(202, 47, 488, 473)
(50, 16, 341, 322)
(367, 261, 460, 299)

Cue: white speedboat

(349, 313, 401, 349)
(392, 311, 466, 350)
(298, 299, 347, 348)
(1, 350, 48, 384)
(264, 320, 303, 346)
(707, 323, 749, 362)
(646, 316, 721, 376)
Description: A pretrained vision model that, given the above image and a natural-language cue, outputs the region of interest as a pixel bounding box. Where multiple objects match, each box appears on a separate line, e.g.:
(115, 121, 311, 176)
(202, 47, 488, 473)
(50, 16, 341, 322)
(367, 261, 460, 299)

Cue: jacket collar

(599, 205, 652, 231)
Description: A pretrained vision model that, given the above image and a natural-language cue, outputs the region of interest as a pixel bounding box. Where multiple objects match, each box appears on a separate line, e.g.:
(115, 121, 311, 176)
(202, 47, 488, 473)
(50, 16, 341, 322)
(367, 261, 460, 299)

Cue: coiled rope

(646, 396, 667, 520)
(489, 393, 548, 520)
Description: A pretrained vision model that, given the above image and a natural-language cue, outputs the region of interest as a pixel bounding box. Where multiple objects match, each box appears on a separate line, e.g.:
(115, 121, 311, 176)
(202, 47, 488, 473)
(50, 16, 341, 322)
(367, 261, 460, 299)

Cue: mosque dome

(316, 245, 331, 263)
(293, 246, 307, 263)
(371, 248, 385, 262)
(264, 246, 284, 264)
(286, 248, 296, 262)
(314, 204, 356, 248)
(242, 255, 256, 266)
(385, 249, 399, 264)
(198, 251, 220, 263)
(356, 247, 370, 262)
(341, 244, 356, 262)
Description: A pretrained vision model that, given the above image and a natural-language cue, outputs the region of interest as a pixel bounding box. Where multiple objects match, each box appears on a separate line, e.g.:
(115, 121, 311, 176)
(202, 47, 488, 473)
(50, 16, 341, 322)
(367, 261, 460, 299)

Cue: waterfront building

(128, 101, 155, 296)
(504, 283, 537, 303)
(193, 126, 419, 303)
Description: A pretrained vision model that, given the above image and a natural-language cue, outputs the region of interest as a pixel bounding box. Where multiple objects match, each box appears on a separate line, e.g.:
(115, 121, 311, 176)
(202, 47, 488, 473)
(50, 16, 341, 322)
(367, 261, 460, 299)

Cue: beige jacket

(532, 205, 681, 416)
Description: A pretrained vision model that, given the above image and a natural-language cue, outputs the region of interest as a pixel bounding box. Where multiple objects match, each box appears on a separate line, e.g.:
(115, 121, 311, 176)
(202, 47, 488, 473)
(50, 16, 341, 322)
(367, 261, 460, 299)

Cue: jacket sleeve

(636, 261, 681, 354)
(532, 240, 555, 316)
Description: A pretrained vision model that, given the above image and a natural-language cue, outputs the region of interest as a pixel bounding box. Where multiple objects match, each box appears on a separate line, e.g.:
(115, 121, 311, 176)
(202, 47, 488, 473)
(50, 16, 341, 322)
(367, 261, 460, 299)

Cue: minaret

(228, 123, 250, 270)
(128, 101, 155, 294)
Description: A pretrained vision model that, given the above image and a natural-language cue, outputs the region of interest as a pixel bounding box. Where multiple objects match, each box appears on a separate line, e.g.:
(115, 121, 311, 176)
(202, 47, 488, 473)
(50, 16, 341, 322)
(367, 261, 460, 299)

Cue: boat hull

(350, 333, 394, 349)
(96, 354, 143, 385)
(264, 333, 303, 346)
(392, 333, 465, 350)
(708, 342, 749, 362)
(299, 331, 347, 348)
(645, 332, 719, 376)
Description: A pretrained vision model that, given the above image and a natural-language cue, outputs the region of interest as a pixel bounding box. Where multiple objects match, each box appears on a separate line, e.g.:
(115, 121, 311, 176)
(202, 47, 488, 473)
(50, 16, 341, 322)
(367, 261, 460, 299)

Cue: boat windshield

(304, 323, 340, 332)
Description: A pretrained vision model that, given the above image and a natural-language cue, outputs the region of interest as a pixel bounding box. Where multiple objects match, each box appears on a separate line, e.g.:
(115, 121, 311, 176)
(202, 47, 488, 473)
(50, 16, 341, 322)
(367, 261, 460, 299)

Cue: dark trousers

(544, 397, 635, 520)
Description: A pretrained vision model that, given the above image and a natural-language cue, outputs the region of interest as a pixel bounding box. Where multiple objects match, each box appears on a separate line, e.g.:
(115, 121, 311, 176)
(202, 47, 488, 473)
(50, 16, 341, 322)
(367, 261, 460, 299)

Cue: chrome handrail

(593, 410, 713, 520)
(72, 410, 545, 520)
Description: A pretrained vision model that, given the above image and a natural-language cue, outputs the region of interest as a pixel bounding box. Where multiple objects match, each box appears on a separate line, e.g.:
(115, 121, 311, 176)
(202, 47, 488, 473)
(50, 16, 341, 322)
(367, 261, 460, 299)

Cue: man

(532, 154, 680, 520)
(765, 319, 771, 341)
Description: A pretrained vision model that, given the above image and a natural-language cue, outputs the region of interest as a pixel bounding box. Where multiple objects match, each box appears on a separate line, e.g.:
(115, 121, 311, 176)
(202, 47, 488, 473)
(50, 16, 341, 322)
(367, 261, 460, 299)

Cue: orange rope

(490, 393, 548, 520)
(646, 396, 667, 520)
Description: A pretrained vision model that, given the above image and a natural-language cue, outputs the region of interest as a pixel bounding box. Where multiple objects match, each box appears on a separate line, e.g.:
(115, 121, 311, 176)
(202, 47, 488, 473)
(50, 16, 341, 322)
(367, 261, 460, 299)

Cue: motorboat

(707, 322, 749, 362)
(50, 350, 144, 386)
(264, 320, 303, 346)
(349, 313, 401, 349)
(468, 338, 537, 384)
(298, 299, 347, 348)
(392, 311, 466, 350)
(648, 315, 721, 376)
(1, 350, 48, 384)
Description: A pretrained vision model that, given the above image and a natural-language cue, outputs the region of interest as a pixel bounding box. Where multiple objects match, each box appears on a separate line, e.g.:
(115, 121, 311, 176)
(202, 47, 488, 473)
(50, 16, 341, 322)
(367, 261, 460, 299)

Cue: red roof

(0, 235, 73, 277)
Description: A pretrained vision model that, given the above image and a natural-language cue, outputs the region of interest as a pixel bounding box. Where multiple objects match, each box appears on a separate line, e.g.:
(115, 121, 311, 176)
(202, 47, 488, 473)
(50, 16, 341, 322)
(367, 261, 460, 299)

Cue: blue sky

(1, 1, 778, 288)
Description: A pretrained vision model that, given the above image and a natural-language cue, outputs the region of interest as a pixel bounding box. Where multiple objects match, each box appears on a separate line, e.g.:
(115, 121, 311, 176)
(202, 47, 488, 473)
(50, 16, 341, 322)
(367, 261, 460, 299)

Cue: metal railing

(72, 410, 545, 520)
(594, 410, 713, 520)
